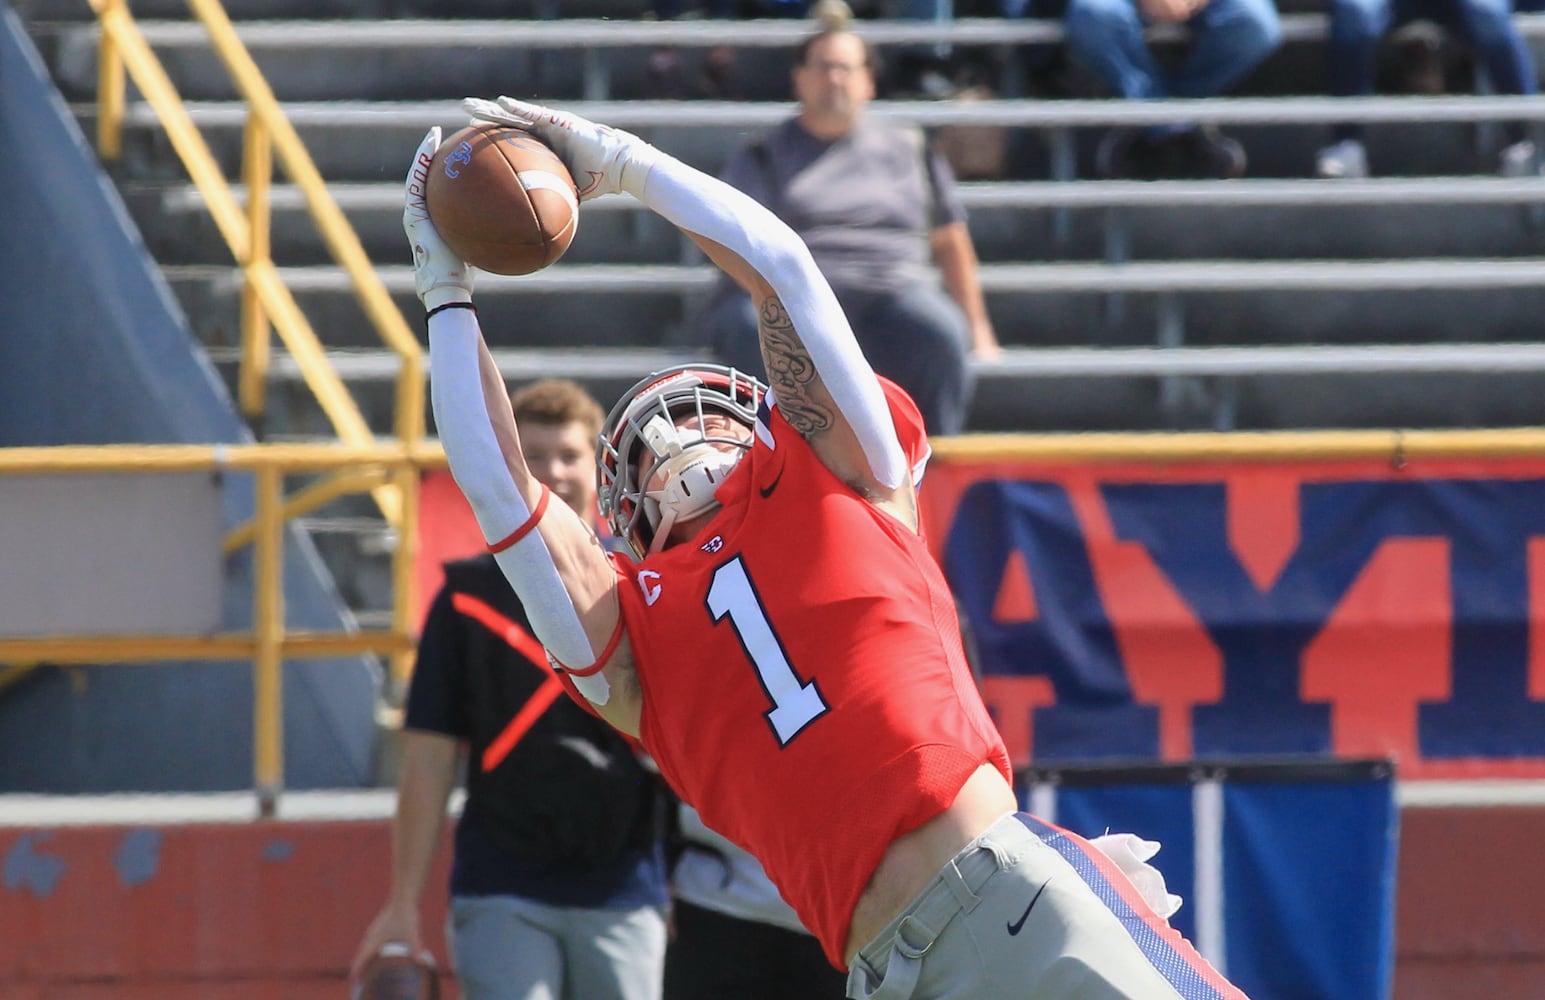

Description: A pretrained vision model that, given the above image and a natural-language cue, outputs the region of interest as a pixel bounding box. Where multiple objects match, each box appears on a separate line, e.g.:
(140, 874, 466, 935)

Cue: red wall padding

(0, 818, 456, 1000)
(3, 805, 1544, 998)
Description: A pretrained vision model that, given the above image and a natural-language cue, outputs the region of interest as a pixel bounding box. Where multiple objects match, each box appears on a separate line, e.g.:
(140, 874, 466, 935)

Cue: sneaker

(1096, 126, 1244, 180)
(645, 47, 690, 100)
(1500, 139, 1540, 177)
(1394, 22, 1447, 95)
(1316, 138, 1370, 179)
(1095, 128, 1142, 179)
(1172, 125, 1247, 180)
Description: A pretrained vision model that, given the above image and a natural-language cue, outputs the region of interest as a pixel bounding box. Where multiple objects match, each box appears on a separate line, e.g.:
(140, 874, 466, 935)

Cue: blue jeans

(895, 0, 956, 60)
(1063, 0, 1282, 100)
(1326, 0, 1537, 142)
(1327, 0, 1537, 111)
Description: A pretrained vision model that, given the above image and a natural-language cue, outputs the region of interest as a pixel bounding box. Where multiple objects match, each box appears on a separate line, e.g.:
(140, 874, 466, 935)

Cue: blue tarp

(1025, 762, 1398, 1000)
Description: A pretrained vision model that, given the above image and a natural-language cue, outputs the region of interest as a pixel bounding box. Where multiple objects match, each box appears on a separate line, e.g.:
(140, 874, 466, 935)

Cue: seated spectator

(646, 0, 744, 100)
(888, 0, 960, 96)
(646, 0, 811, 99)
(1316, 0, 1541, 178)
(1057, 0, 1282, 178)
(697, 7, 1000, 435)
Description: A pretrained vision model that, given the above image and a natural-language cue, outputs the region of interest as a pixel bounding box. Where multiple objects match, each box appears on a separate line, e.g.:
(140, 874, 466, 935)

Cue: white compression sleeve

(428, 307, 610, 703)
(637, 155, 908, 489)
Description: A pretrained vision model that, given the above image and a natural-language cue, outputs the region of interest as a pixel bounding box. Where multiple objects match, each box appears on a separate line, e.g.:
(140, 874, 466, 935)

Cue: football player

(408, 98, 1249, 1000)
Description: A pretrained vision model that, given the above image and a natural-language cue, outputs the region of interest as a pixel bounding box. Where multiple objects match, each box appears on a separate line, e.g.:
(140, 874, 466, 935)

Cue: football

(426, 123, 579, 275)
(353, 942, 440, 1000)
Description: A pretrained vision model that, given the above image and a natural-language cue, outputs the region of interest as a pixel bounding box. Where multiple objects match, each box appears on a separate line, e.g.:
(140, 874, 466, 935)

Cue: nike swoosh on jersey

(759, 465, 784, 499)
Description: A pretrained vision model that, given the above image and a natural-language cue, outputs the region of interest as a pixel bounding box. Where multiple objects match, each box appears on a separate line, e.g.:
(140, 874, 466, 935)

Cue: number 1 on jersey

(706, 556, 829, 744)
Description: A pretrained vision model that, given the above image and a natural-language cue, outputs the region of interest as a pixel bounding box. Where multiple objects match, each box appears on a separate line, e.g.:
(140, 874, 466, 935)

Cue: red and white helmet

(598, 364, 765, 558)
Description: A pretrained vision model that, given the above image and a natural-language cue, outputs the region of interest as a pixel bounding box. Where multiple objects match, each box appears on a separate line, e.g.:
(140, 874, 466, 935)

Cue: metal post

(94, 0, 127, 160)
(389, 460, 420, 700)
(1047, 128, 1076, 246)
(1156, 293, 1190, 426)
(1101, 206, 1130, 333)
(240, 117, 273, 420)
(253, 464, 285, 817)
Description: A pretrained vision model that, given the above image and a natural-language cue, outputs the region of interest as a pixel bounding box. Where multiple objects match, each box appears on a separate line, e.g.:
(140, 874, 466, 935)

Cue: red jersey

(610, 379, 1010, 967)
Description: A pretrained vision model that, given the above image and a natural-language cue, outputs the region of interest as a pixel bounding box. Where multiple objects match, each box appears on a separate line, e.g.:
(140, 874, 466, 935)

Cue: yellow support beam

(88, 0, 251, 261)
(0, 441, 445, 475)
(183, 0, 425, 445)
(0, 630, 414, 663)
(88, 0, 427, 523)
(253, 465, 284, 812)
(75, 0, 434, 811)
(389, 461, 420, 695)
(239, 116, 273, 419)
(95, 0, 125, 160)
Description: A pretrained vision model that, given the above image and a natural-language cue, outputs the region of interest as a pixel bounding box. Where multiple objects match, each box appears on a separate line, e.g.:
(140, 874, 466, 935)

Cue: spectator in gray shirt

(697, 15, 999, 435)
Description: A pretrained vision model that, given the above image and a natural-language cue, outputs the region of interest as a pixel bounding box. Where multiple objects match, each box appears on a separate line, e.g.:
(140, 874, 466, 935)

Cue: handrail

(0, 442, 444, 814)
(162, 174, 1545, 215)
(325, 256, 1545, 295)
(182, 0, 425, 445)
(129, 93, 1545, 130)
(7, 430, 1545, 810)
(88, 0, 424, 502)
(87, 0, 427, 684)
(105, 13, 1545, 49)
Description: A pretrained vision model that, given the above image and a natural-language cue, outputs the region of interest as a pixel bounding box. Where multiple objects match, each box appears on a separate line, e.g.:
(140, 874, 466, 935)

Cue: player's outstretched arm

(408, 127, 641, 728)
(463, 97, 914, 513)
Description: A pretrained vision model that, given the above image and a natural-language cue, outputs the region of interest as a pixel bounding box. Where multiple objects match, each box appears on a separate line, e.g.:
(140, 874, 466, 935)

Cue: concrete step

(211, 342, 1545, 434)
(69, 102, 764, 183)
(72, 95, 1545, 185)
(29, 14, 1545, 104)
(126, 182, 698, 268)
(32, 20, 795, 104)
(17, 0, 641, 24)
(24, 15, 1350, 105)
(164, 258, 1545, 358)
(128, 176, 1545, 269)
(165, 263, 701, 352)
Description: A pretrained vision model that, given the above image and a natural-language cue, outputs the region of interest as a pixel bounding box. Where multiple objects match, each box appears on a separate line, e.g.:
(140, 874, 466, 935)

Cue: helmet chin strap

(640, 414, 742, 554)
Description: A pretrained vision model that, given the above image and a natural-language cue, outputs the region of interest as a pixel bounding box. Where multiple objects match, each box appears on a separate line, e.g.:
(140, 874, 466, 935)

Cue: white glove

(1089, 833, 1184, 920)
(404, 126, 474, 311)
(462, 97, 660, 202)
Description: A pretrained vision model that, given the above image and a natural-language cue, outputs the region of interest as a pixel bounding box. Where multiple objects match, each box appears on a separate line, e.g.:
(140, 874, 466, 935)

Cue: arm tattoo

(757, 296, 835, 437)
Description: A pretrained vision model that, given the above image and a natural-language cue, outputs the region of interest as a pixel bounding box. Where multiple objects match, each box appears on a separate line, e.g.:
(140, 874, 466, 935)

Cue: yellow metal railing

(88, 0, 425, 501)
(86, 0, 429, 686)
(0, 443, 445, 814)
(56, 0, 1545, 814)
(7, 427, 1545, 812)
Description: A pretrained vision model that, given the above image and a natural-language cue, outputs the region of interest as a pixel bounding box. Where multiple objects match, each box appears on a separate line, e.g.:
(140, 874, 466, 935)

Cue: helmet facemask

(598, 365, 765, 559)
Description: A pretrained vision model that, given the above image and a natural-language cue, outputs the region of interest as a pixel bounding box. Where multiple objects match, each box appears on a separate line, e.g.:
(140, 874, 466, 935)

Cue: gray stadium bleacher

(19, 0, 1545, 619)
(28, 12, 1545, 419)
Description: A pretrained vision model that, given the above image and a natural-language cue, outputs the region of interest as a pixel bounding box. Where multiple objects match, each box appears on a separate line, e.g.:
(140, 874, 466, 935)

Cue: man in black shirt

(351, 379, 669, 1000)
